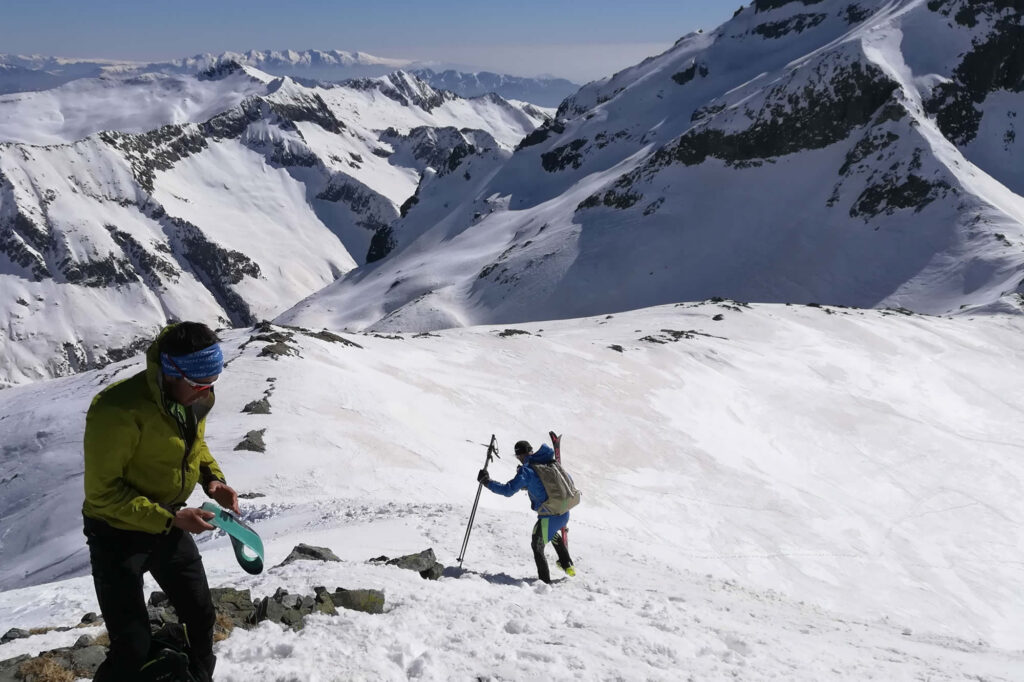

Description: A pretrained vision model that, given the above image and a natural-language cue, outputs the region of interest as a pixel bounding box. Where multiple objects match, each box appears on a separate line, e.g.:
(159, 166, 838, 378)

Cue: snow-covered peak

(279, 0, 1024, 335)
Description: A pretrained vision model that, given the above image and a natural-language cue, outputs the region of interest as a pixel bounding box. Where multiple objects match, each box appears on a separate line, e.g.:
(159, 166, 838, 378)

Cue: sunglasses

(165, 356, 217, 391)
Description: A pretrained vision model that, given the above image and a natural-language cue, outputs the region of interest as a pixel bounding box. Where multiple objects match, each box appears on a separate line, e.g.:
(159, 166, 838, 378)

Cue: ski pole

(457, 434, 499, 568)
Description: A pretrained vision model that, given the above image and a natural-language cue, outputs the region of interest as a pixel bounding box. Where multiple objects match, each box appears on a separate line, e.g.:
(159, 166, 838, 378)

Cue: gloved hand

(477, 469, 490, 485)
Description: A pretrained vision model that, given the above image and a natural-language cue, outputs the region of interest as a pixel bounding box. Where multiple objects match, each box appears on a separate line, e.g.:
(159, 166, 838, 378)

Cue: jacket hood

(525, 443, 556, 465)
(145, 324, 178, 408)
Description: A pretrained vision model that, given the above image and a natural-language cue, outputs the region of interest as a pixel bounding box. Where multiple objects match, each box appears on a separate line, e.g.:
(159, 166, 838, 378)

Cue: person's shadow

(443, 567, 563, 586)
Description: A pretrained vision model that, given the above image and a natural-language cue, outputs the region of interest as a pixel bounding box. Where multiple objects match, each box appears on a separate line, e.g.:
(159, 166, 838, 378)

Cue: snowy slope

(278, 0, 1024, 335)
(1, 303, 1024, 679)
(0, 68, 549, 386)
(0, 67, 274, 145)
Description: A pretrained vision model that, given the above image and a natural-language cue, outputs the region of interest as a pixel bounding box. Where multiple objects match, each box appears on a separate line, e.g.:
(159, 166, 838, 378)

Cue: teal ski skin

(200, 502, 265, 575)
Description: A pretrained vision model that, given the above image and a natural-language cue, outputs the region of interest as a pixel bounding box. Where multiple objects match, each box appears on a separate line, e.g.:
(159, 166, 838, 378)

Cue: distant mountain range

(0, 50, 581, 106)
(3, 0, 1024, 386)
(0, 64, 550, 385)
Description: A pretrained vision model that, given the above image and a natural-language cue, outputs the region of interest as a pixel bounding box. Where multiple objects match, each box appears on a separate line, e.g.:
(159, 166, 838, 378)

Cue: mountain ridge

(275, 0, 1024, 335)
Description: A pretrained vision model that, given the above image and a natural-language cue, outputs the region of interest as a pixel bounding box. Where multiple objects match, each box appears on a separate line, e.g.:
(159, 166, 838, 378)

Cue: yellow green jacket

(83, 325, 226, 534)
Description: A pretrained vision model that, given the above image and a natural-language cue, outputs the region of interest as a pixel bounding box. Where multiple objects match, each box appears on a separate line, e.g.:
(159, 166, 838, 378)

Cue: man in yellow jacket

(83, 321, 239, 682)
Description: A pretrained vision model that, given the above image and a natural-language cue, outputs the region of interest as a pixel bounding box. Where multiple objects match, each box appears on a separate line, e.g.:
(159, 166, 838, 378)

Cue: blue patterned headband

(161, 344, 224, 379)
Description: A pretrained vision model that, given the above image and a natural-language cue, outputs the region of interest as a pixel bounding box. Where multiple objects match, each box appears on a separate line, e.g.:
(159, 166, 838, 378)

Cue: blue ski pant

(531, 512, 572, 583)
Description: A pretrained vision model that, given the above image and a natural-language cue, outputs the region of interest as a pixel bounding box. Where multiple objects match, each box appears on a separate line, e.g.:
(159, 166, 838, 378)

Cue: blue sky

(0, 0, 741, 81)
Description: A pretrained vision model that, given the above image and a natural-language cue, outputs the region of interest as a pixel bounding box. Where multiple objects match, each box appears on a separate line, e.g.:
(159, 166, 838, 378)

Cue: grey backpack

(533, 461, 581, 516)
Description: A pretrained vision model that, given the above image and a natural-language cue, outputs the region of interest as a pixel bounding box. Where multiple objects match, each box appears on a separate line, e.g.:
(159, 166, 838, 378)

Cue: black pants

(84, 516, 216, 681)
(531, 519, 573, 584)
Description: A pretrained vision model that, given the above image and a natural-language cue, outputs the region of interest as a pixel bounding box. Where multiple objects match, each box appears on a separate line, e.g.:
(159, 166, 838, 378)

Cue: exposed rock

(304, 329, 364, 348)
(370, 548, 446, 581)
(71, 646, 107, 674)
(234, 429, 267, 453)
(1, 628, 28, 643)
(279, 543, 341, 566)
(672, 62, 709, 85)
(242, 397, 271, 414)
(209, 588, 256, 630)
(258, 342, 298, 359)
(327, 588, 386, 615)
(0, 655, 31, 682)
(249, 585, 383, 630)
(73, 634, 94, 648)
(752, 12, 827, 39)
(541, 138, 587, 172)
(924, 9, 1024, 144)
(79, 612, 100, 625)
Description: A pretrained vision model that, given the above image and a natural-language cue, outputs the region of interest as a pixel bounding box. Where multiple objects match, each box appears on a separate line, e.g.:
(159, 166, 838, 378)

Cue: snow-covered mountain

(276, 0, 1024, 335)
(1, 303, 1024, 678)
(0, 65, 550, 386)
(0, 50, 580, 107)
(408, 69, 579, 107)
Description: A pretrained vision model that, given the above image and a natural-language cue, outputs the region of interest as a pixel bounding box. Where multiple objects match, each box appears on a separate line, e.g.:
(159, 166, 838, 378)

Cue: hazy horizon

(0, 0, 739, 82)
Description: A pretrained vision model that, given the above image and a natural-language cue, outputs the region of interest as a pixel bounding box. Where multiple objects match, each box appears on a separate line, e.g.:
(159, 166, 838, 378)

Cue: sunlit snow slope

(1, 303, 1022, 678)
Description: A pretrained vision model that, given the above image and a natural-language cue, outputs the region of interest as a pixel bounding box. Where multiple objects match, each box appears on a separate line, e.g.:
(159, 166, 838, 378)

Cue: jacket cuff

(204, 477, 227, 495)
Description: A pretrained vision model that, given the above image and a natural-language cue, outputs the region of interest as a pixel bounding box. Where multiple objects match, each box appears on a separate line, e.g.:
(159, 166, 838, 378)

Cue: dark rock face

(844, 3, 872, 23)
(925, 5, 1024, 144)
(516, 119, 566, 151)
(753, 13, 828, 39)
(672, 62, 709, 85)
(754, 0, 826, 11)
(268, 93, 345, 134)
(366, 225, 396, 263)
(198, 59, 246, 81)
(666, 61, 898, 168)
(581, 57, 901, 216)
(346, 72, 453, 112)
(850, 173, 953, 219)
(0, 206, 52, 281)
(105, 225, 180, 288)
(541, 138, 588, 172)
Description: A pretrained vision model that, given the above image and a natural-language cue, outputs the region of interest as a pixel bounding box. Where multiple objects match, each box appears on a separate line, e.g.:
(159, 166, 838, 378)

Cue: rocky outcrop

(370, 548, 446, 580)
(279, 543, 341, 566)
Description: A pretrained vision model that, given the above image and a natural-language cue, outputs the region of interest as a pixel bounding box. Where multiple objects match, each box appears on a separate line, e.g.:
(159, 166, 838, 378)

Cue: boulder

(210, 587, 255, 629)
(328, 588, 385, 615)
(371, 548, 446, 580)
(242, 397, 271, 414)
(0, 655, 30, 682)
(234, 429, 267, 452)
(0, 628, 28, 644)
(69, 645, 107, 675)
(279, 543, 341, 566)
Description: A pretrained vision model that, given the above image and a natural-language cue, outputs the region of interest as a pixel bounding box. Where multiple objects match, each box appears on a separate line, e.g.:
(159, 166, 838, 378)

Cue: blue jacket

(485, 444, 556, 513)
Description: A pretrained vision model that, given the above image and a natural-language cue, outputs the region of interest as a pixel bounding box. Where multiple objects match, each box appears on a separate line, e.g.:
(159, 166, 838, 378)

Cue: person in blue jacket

(478, 439, 575, 583)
